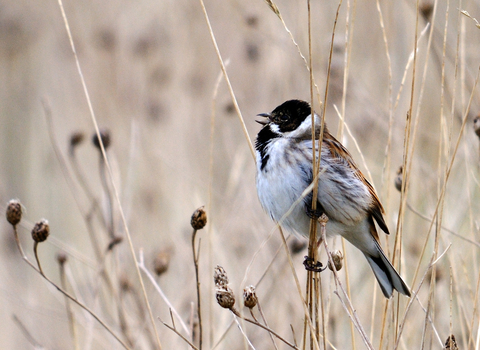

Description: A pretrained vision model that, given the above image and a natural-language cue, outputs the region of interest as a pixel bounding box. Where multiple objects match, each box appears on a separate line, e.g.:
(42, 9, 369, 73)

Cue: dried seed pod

(92, 128, 111, 150)
(327, 250, 344, 271)
(153, 249, 171, 276)
(214, 265, 229, 286)
(6, 200, 22, 226)
(56, 251, 68, 265)
(394, 166, 403, 192)
(216, 285, 235, 309)
(191, 206, 207, 230)
(289, 237, 307, 255)
(474, 115, 480, 138)
(70, 131, 85, 148)
(243, 285, 258, 309)
(119, 274, 131, 291)
(31, 219, 49, 243)
(443, 335, 458, 350)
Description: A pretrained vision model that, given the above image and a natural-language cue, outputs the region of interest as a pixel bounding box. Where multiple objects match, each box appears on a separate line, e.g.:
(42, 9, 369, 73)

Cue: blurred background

(1, 0, 480, 348)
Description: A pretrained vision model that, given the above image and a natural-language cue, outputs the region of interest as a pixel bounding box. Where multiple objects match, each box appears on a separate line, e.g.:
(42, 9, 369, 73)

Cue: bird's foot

(305, 206, 324, 220)
(303, 256, 327, 272)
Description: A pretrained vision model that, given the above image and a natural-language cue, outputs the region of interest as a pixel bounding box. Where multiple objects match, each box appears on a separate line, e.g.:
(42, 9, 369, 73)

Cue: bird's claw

(303, 256, 327, 272)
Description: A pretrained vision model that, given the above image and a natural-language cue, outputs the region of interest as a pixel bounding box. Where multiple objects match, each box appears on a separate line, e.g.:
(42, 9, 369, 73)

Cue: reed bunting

(255, 99, 410, 298)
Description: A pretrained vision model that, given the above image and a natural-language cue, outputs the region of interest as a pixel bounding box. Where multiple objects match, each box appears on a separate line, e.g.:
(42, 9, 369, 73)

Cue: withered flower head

(243, 285, 258, 309)
(6, 199, 22, 226)
(32, 219, 50, 243)
(191, 206, 207, 230)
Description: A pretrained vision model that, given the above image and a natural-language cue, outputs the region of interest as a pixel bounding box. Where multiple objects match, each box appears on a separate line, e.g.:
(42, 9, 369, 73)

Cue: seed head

(153, 249, 171, 276)
(443, 335, 458, 350)
(243, 285, 258, 309)
(31, 219, 49, 243)
(289, 237, 307, 255)
(6, 200, 22, 226)
(327, 250, 344, 271)
(56, 251, 68, 265)
(214, 265, 229, 286)
(216, 285, 235, 309)
(474, 115, 480, 138)
(92, 128, 111, 151)
(191, 206, 207, 230)
(394, 166, 403, 192)
(70, 131, 85, 148)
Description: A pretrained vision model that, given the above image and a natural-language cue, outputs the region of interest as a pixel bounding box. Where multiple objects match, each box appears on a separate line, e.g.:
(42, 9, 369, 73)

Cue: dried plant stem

(12, 315, 44, 349)
(198, 0, 254, 160)
(98, 157, 115, 240)
(137, 250, 191, 335)
(319, 216, 374, 350)
(192, 228, 203, 349)
(56, 1, 162, 346)
(33, 242, 44, 276)
(256, 302, 279, 350)
(161, 313, 199, 350)
(11, 225, 130, 350)
(59, 260, 80, 350)
(229, 307, 298, 349)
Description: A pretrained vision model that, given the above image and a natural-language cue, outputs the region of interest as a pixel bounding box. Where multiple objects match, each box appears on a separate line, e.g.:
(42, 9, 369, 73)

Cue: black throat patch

(255, 125, 278, 170)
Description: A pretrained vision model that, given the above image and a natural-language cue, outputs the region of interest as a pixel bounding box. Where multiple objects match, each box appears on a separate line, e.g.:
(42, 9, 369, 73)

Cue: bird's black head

(267, 100, 312, 133)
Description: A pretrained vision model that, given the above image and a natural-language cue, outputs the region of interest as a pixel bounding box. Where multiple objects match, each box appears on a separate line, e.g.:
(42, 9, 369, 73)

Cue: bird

(254, 99, 411, 298)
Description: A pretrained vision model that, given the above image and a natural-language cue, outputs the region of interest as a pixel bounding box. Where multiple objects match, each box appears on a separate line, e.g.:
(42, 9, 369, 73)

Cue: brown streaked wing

(323, 132, 389, 235)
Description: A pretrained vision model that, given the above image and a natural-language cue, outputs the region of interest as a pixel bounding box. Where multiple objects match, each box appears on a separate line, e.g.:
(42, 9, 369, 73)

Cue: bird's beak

(256, 113, 271, 125)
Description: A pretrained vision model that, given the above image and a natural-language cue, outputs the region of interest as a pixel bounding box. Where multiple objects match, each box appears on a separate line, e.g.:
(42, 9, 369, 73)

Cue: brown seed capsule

(327, 250, 344, 271)
(119, 274, 131, 291)
(394, 166, 403, 192)
(31, 219, 49, 243)
(56, 251, 68, 265)
(443, 335, 458, 350)
(216, 285, 235, 309)
(70, 131, 85, 148)
(153, 249, 171, 276)
(289, 237, 307, 255)
(214, 265, 229, 286)
(419, 2, 433, 21)
(243, 285, 258, 309)
(191, 206, 207, 230)
(92, 128, 111, 150)
(6, 200, 22, 226)
(474, 115, 480, 138)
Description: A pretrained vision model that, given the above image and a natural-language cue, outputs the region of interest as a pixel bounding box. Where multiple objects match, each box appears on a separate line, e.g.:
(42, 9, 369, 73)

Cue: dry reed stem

(228, 307, 299, 349)
(58, 256, 80, 350)
(207, 68, 224, 347)
(137, 250, 191, 335)
(55, 1, 162, 347)
(407, 67, 480, 301)
(319, 216, 375, 350)
(264, 0, 321, 97)
(198, 0, 255, 160)
(11, 224, 130, 349)
(12, 315, 44, 349)
(192, 227, 203, 349)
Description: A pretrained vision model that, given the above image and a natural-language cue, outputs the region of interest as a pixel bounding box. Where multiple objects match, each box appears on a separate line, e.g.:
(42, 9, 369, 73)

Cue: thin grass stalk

(192, 228, 203, 349)
(55, 2, 162, 347)
(59, 259, 80, 350)
(11, 225, 131, 349)
(197, 0, 254, 160)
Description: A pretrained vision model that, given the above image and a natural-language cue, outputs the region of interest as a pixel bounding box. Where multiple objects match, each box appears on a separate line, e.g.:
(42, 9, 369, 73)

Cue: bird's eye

(279, 114, 289, 122)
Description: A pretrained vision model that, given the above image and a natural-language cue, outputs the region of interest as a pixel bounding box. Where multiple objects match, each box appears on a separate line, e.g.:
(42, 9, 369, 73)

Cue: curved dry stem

(198, 0, 255, 160)
(11, 225, 130, 350)
(229, 307, 298, 349)
(192, 228, 203, 349)
(55, 1, 162, 347)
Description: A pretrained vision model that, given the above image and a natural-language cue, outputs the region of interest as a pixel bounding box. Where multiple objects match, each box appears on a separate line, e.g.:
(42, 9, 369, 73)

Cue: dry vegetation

(1, 0, 480, 349)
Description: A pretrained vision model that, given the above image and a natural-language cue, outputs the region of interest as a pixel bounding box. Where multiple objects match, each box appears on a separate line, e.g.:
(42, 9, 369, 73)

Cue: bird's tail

(364, 240, 411, 298)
